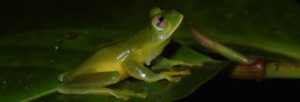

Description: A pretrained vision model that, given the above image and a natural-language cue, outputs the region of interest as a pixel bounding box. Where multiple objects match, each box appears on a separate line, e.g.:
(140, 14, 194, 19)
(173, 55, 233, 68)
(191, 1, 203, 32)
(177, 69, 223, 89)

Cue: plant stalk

(189, 23, 252, 64)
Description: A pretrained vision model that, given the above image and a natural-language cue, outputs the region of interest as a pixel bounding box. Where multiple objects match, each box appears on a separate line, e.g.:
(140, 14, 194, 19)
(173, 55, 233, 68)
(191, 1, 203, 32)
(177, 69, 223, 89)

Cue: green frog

(57, 7, 189, 100)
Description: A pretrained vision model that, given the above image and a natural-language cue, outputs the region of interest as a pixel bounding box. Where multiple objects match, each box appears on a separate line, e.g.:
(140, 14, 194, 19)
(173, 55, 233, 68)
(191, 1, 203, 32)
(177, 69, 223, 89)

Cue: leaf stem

(189, 23, 252, 64)
(266, 62, 300, 79)
(188, 23, 300, 80)
(231, 60, 300, 80)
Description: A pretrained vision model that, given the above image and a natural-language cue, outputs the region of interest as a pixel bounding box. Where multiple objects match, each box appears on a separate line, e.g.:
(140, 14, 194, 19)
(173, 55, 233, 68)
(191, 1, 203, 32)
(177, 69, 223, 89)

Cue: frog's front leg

(57, 72, 146, 100)
(123, 59, 191, 83)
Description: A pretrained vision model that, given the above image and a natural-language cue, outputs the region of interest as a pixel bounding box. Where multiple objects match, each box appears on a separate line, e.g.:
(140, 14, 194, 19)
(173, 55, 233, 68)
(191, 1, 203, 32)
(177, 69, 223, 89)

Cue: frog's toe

(136, 92, 147, 98)
(112, 94, 130, 101)
(110, 90, 147, 100)
(159, 70, 191, 82)
(165, 76, 181, 83)
(175, 70, 191, 75)
(160, 70, 191, 76)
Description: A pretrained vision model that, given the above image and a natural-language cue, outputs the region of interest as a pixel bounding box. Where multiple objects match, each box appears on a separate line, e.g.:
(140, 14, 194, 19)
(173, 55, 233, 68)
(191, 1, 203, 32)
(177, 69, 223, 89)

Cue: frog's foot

(151, 58, 203, 71)
(159, 70, 191, 82)
(58, 87, 147, 100)
(106, 89, 147, 100)
(124, 59, 191, 83)
(170, 60, 202, 67)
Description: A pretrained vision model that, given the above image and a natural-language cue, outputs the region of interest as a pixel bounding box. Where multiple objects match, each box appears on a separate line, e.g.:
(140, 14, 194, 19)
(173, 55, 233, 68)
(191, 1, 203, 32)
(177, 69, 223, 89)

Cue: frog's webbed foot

(109, 89, 147, 100)
(158, 70, 191, 82)
(58, 87, 147, 100)
(151, 57, 203, 71)
(123, 59, 191, 83)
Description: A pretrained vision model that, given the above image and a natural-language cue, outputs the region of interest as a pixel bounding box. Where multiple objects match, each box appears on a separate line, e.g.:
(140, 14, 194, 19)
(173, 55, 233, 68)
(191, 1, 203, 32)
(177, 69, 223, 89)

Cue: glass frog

(57, 7, 192, 100)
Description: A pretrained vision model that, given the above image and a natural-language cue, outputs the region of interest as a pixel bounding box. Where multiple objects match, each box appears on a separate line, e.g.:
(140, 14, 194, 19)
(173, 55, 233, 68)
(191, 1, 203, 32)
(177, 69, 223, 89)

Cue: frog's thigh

(58, 72, 146, 100)
(123, 59, 191, 83)
(61, 71, 120, 87)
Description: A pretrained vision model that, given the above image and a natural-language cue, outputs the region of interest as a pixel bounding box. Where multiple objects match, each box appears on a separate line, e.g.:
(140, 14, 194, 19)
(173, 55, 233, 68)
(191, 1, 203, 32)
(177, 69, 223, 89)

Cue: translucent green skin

(57, 8, 186, 100)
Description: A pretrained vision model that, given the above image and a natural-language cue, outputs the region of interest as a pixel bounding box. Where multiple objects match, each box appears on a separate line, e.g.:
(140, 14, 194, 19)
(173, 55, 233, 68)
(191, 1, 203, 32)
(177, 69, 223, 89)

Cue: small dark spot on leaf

(65, 32, 80, 40)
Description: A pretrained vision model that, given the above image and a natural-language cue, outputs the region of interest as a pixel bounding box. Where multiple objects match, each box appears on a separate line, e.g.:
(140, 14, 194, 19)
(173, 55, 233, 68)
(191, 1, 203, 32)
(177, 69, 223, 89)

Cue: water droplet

(24, 86, 29, 90)
(50, 59, 54, 63)
(2, 80, 6, 84)
(84, 31, 88, 35)
(54, 46, 59, 50)
(55, 39, 60, 42)
(226, 13, 234, 18)
(24, 85, 32, 90)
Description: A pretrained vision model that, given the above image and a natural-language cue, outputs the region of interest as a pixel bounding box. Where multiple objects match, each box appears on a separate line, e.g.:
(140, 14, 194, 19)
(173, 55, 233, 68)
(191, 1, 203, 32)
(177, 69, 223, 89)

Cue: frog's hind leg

(57, 72, 146, 100)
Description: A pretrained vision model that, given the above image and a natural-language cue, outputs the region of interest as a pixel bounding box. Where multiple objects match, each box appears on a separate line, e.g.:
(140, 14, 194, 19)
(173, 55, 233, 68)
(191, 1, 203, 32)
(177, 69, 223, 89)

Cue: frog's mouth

(165, 10, 184, 39)
(170, 13, 184, 35)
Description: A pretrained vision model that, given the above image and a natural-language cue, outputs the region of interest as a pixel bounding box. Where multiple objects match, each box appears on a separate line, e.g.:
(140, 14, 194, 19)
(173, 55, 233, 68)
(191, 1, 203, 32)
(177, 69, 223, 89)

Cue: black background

(1, 0, 300, 102)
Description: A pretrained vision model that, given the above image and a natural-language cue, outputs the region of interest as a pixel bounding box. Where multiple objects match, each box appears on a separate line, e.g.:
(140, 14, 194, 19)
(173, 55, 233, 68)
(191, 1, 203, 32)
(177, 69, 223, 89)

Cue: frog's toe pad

(110, 90, 147, 100)
(160, 70, 191, 82)
(166, 76, 181, 82)
(160, 70, 191, 76)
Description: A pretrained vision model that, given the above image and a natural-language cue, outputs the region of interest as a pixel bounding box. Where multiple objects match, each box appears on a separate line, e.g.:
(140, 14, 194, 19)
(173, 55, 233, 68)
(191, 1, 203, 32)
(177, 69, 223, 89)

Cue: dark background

(180, 71, 300, 102)
(1, 0, 300, 102)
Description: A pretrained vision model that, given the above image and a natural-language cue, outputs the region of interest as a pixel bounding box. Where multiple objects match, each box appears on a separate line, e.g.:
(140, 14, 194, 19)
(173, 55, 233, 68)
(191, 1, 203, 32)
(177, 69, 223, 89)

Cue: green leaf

(33, 63, 224, 102)
(1, 0, 300, 101)
(0, 29, 222, 102)
(0, 68, 60, 102)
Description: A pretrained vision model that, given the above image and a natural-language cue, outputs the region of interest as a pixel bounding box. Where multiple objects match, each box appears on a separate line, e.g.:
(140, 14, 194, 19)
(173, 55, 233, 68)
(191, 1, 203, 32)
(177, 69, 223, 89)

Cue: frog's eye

(152, 15, 167, 30)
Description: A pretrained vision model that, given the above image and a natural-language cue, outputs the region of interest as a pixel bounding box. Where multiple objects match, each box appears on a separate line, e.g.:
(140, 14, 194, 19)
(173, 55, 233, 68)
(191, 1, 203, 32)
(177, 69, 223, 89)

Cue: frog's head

(149, 7, 183, 41)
